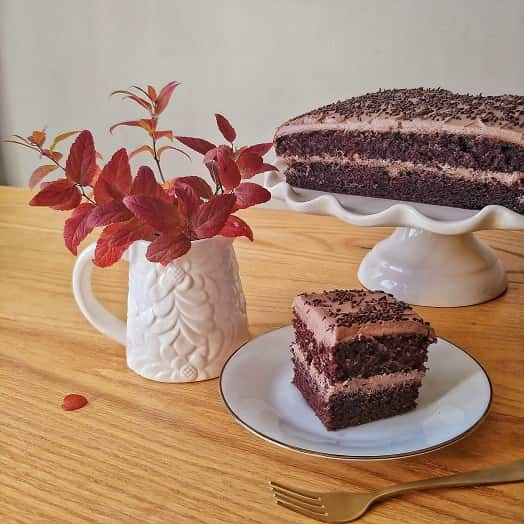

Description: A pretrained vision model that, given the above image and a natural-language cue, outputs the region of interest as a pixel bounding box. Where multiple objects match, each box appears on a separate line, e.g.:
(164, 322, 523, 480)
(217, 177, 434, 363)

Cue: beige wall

(1, 0, 523, 186)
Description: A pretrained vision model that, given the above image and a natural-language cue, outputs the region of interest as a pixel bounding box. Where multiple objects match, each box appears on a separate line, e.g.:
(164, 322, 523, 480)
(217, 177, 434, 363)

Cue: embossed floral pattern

(125, 236, 249, 382)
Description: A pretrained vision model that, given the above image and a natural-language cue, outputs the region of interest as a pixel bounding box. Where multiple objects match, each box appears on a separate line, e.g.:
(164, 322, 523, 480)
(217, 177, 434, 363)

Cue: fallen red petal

(62, 393, 88, 411)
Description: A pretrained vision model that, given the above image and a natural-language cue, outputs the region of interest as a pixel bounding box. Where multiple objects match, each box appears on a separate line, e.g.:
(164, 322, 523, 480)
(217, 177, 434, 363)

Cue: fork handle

(375, 459, 524, 500)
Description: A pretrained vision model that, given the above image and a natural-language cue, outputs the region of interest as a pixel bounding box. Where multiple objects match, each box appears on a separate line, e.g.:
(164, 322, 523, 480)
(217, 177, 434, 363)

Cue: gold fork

(269, 458, 524, 522)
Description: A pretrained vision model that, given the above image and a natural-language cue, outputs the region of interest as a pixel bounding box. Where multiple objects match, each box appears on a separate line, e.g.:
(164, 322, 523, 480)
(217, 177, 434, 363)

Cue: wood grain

(0, 186, 522, 523)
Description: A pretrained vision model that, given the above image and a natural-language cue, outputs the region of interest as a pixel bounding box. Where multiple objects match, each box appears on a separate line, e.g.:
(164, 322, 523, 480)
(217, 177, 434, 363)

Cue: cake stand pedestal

(266, 172, 524, 307)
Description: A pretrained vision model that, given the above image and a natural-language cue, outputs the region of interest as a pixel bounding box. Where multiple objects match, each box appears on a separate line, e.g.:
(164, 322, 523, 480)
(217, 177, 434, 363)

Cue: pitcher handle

(72, 242, 127, 345)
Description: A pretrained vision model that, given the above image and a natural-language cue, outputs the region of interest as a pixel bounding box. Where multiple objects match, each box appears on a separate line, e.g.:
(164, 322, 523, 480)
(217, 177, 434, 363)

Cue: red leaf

(173, 182, 201, 219)
(49, 131, 81, 151)
(111, 89, 137, 97)
(146, 232, 191, 265)
(243, 142, 273, 157)
(205, 160, 220, 186)
(152, 130, 173, 141)
(64, 203, 96, 254)
(192, 193, 235, 239)
(173, 176, 213, 200)
(94, 218, 154, 267)
(216, 150, 241, 190)
(62, 393, 88, 411)
(131, 166, 169, 200)
(123, 195, 180, 232)
(91, 165, 102, 186)
(109, 119, 156, 135)
(126, 95, 153, 111)
(156, 145, 191, 161)
(147, 85, 158, 101)
(129, 144, 154, 159)
(28, 130, 46, 147)
(256, 163, 278, 174)
(236, 152, 263, 179)
(110, 90, 153, 112)
(219, 215, 253, 241)
(234, 182, 271, 210)
(94, 148, 132, 204)
(29, 164, 58, 189)
(204, 144, 233, 164)
(156, 81, 179, 114)
(175, 136, 216, 155)
(87, 200, 133, 228)
(42, 149, 64, 162)
(65, 130, 97, 186)
(215, 113, 236, 143)
(29, 178, 81, 210)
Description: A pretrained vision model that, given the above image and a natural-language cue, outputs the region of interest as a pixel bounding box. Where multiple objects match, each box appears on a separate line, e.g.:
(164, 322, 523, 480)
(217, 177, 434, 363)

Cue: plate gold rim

(219, 326, 493, 461)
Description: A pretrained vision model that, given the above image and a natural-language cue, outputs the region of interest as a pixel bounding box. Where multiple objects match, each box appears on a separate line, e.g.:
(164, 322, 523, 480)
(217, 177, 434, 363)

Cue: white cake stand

(265, 172, 524, 307)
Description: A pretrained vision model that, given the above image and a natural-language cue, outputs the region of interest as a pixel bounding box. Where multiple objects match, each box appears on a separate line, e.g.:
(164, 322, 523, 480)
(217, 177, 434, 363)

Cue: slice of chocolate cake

(291, 289, 436, 430)
(275, 88, 524, 214)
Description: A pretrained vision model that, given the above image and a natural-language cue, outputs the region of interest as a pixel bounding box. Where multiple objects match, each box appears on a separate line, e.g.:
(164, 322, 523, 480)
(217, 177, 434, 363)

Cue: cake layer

(293, 289, 435, 347)
(293, 314, 431, 381)
(292, 355, 421, 430)
(285, 160, 524, 214)
(275, 130, 524, 174)
(291, 342, 425, 395)
(285, 162, 524, 214)
(275, 89, 524, 213)
(276, 88, 524, 145)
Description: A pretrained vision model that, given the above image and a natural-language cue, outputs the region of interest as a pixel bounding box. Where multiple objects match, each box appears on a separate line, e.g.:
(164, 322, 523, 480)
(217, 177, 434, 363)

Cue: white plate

(265, 172, 523, 306)
(265, 171, 524, 234)
(220, 326, 492, 460)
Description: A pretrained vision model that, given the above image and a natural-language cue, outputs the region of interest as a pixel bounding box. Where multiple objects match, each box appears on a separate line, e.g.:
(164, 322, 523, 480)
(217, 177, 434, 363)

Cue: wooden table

(1, 186, 523, 523)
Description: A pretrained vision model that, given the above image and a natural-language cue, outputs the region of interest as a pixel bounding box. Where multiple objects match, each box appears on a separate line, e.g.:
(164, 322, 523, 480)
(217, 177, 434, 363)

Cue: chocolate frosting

(275, 89, 524, 148)
(283, 88, 524, 132)
(292, 343, 424, 398)
(293, 289, 436, 346)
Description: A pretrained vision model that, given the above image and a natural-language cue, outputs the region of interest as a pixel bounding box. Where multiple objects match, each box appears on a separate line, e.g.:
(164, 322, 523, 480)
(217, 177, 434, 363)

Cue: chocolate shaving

(286, 88, 524, 131)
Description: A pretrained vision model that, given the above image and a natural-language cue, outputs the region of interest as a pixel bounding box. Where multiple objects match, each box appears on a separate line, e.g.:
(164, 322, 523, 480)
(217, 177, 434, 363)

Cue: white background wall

(1, 0, 523, 186)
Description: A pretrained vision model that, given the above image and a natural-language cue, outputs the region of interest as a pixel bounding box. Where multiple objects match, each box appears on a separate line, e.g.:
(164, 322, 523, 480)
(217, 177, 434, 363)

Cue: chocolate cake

(291, 289, 437, 430)
(275, 88, 524, 214)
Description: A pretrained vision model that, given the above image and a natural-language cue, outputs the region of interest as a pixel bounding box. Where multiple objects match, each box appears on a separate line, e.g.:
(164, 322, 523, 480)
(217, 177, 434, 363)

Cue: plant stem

(37, 145, 66, 171)
(151, 135, 166, 184)
(78, 185, 96, 205)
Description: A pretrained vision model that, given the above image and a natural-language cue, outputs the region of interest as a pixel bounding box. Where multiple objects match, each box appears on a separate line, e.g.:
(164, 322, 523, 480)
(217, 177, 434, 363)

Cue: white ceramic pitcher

(72, 237, 249, 382)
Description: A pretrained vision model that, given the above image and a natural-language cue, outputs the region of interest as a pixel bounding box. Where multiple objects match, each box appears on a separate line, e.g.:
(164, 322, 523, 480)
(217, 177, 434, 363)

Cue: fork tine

(275, 500, 328, 521)
(269, 480, 321, 500)
(272, 490, 325, 510)
(271, 487, 324, 507)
